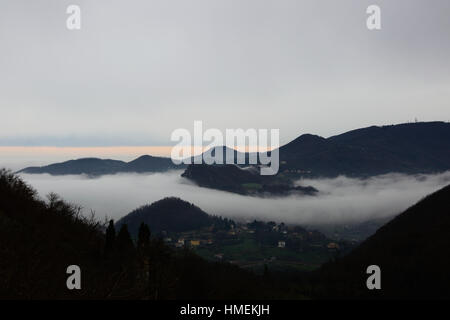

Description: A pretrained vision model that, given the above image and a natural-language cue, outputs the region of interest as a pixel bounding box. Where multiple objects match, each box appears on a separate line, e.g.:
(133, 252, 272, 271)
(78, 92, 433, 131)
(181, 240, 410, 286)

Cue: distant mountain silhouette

(116, 197, 214, 235)
(312, 183, 450, 298)
(187, 122, 450, 178)
(122, 155, 181, 173)
(181, 122, 450, 194)
(280, 121, 450, 177)
(19, 155, 183, 176)
(18, 122, 450, 178)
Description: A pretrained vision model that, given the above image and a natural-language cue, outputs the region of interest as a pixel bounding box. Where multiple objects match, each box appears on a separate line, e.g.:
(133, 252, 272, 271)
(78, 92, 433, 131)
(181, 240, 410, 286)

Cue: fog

(18, 170, 450, 227)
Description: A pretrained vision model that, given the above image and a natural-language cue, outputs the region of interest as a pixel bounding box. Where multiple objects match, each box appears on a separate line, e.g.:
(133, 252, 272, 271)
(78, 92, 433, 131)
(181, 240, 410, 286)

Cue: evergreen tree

(105, 219, 115, 253)
(263, 264, 271, 281)
(137, 222, 151, 251)
(117, 224, 134, 251)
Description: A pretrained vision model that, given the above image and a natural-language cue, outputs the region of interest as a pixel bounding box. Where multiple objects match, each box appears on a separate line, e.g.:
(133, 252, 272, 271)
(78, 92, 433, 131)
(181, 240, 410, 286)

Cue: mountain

(18, 122, 450, 178)
(189, 122, 450, 178)
(19, 155, 183, 176)
(180, 122, 450, 195)
(116, 197, 214, 235)
(18, 158, 127, 175)
(279, 121, 450, 177)
(181, 163, 318, 196)
(312, 183, 450, 298)
(122, 155, 182, 173)
(190, 146, 245, 164)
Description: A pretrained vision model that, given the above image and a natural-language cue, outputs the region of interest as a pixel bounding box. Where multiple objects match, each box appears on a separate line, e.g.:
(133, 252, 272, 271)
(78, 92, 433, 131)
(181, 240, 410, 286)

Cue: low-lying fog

(18, 170, 450, 227)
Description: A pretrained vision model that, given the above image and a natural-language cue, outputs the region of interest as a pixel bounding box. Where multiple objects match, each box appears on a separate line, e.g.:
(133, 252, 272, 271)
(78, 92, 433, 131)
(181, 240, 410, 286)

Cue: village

(159, 219, 352, 272)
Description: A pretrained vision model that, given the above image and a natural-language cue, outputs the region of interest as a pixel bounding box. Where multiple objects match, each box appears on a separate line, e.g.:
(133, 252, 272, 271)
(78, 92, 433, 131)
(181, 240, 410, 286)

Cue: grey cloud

(1, 0, 450, 146)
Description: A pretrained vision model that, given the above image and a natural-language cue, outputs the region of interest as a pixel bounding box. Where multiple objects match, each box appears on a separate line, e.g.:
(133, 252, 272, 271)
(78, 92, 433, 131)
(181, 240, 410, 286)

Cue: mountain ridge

(17, 121, 450, 178)
(18, 154, 182, 176)
(278, 121, 450, 177)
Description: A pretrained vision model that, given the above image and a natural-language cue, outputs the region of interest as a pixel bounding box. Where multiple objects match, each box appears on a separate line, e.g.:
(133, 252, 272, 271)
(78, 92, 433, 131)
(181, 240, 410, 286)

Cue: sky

(1, 0, 449, 147)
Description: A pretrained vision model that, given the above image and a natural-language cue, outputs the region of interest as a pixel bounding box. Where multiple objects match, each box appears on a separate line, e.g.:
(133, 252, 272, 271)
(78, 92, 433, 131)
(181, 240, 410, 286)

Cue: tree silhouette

(263, 264, 271, 281)
(105, 220, 115, 254)
(137, 222, 151, 251)
(117, 224, 134, 252)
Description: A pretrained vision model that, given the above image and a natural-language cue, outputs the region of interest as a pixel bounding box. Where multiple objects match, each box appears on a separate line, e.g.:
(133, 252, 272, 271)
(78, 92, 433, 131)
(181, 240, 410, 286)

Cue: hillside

(0, 169, 291, 299)
(19, 155, 182, 176)
(279, 121, 450, 177)
(190, 122, 450, 178)
(312, 183, 450, 299)
(116, 196, 350, 273)
(0, 168, 118, 298)
(116, 197, 214, 235)
(181, 163, 318, 196)
(179, 122, 450, 195)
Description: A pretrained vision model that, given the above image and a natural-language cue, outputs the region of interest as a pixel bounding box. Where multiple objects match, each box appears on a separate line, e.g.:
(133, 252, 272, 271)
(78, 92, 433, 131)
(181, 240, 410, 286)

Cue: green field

(241, 183, 263, 191)
(193, 234, 336, 273)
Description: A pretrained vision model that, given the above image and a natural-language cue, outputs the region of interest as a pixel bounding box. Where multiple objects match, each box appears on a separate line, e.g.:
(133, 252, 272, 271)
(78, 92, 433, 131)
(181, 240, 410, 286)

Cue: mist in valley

(17, 170, 450, 229)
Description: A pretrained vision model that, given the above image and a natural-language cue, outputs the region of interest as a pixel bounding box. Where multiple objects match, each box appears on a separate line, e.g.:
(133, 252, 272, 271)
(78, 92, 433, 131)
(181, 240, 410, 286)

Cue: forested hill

(116, 197, 215, 236)
(279, 121, 450, 177)
(312, 183, 450, 298)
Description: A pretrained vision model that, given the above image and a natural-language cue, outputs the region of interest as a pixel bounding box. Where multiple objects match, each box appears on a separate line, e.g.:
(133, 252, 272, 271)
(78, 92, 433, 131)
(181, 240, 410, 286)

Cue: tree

(263, 264, 270, 279)
(117, 224, 134, 251)
(137, 222, 151, 251)
(105, 220, 115, 253)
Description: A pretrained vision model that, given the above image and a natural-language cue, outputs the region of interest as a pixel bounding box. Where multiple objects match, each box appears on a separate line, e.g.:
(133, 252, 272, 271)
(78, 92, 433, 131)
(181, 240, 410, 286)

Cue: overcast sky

(1, 0, 449, 147)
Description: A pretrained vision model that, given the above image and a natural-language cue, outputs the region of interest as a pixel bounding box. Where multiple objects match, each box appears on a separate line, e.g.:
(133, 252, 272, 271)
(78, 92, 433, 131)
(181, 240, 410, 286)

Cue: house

(327, 242, 340, 250)
(175, 239, 185, 248)
(278, 241, 286, 248)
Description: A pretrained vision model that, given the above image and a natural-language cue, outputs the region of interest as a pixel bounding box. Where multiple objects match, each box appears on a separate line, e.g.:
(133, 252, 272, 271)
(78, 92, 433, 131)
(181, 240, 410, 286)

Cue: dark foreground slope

(311, 183, 450, 299)
(0, 169, 115, 298)
(0, 169, 297, 299)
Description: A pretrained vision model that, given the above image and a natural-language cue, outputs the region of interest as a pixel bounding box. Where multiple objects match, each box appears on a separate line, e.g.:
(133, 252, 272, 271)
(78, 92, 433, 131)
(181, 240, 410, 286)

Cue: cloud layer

(19, 170, 450, 226)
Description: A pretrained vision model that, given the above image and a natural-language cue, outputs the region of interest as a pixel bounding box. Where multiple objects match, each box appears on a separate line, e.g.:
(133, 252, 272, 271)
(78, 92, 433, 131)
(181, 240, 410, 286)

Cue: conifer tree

(105, 219, 116, 253)
(117, 224, 134, 251)
(137, 222, 151, 251)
